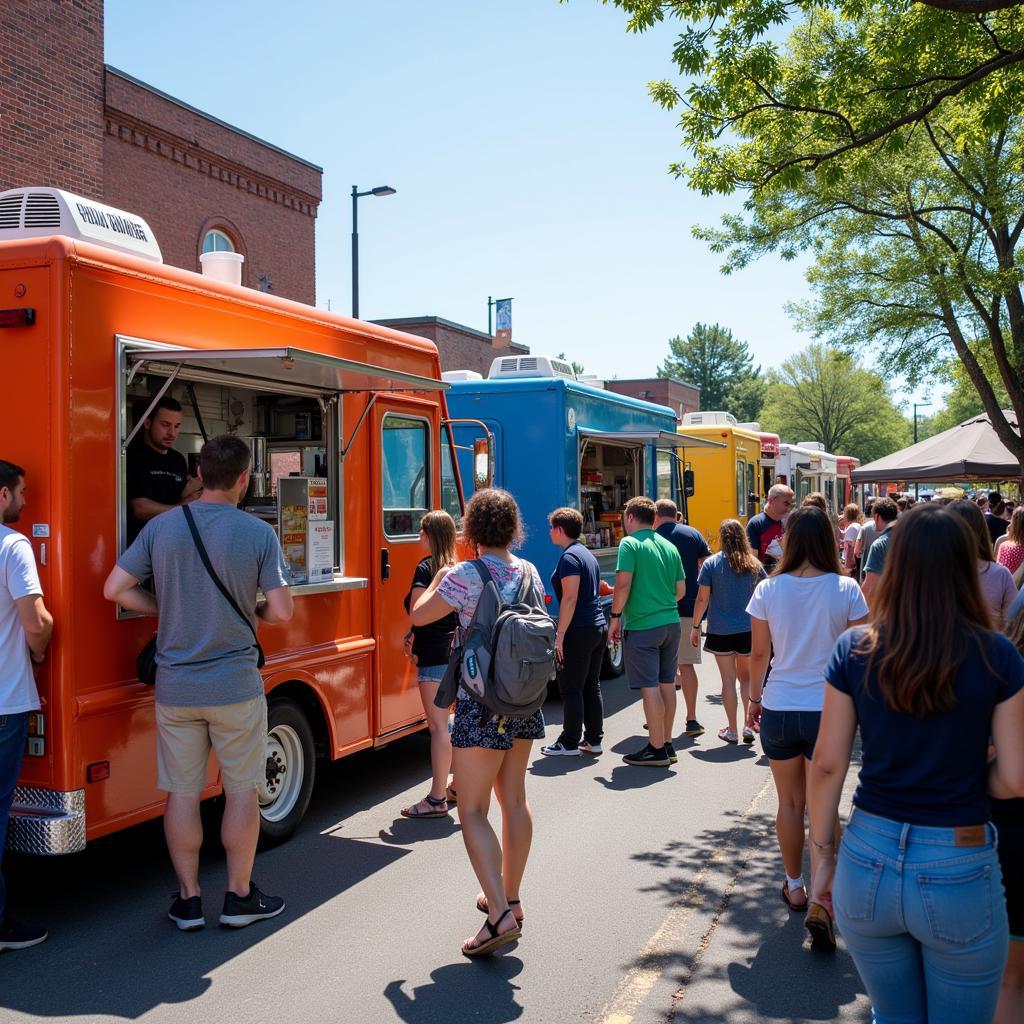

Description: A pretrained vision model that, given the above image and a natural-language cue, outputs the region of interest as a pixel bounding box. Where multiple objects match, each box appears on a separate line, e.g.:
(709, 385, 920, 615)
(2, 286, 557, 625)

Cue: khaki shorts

(677, 616, 702, 666)
(156, 696, 267, 794)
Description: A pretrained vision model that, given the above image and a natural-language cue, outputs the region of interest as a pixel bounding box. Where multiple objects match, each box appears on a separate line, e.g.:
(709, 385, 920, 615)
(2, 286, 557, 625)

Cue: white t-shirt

(842, 523, 862, 544)
(0, 525, 43, 714)
(746, 572, 868, 711)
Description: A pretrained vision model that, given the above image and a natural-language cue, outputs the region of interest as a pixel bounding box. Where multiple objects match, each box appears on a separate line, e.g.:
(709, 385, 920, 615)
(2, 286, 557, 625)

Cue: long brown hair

(718, 519, 762, 579)
(421, 509, 457, 577)
(773, 506, 842, 576)
(947, 498, 995, 562)
(1007, 505, 1024, 544)
(859, 504, 994, 715)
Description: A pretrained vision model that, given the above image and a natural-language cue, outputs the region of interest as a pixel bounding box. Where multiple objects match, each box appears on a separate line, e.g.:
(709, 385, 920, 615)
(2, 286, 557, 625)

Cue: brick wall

(374, 317, 530, 377)
(605, 378, 701, 421)
(0, 0, 105, 197)
(103, 69, 321, 304)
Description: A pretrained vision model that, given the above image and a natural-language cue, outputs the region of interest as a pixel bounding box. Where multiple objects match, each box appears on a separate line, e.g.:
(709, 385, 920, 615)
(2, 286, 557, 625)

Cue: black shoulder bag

(136, 506, 266, 685)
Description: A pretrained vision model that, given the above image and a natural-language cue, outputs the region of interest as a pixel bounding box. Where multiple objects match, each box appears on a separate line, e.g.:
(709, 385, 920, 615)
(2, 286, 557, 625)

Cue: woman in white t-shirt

(745, 506, 868, 914)
(838, 503, 863, 578)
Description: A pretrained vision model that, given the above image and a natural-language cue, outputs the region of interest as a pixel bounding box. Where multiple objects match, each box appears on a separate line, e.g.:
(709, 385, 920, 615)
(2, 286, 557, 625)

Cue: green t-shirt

(616, 529, 685, 631)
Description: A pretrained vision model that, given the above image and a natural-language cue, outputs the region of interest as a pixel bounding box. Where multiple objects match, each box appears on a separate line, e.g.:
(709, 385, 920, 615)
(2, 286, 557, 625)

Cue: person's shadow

(384, 958, 524, 1023)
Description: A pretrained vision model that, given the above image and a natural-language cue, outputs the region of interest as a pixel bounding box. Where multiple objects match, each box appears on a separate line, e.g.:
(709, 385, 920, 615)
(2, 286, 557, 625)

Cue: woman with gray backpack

(411, 488, 554, 958)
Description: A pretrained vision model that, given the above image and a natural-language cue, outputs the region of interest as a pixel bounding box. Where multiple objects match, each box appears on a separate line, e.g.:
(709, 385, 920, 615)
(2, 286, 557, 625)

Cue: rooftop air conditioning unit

(577, 375, 606, 389)
(441, 370, 484, 382)
(798, 441, 826, 451)
(0, 186, 162, 263)
(681, 411, 737, 426)
(488, 355, 576, 381)
(737, 421, 762, 431)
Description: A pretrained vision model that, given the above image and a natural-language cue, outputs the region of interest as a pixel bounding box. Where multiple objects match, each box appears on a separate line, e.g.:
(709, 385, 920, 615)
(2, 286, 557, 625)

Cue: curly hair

(463, 488, 522, 550)
(718, 519, 762, 579)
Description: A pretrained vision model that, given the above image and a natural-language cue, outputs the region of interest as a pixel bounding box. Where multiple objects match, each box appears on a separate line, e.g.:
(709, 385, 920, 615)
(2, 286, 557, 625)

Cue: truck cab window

(736, 460, 747, 517)
(440, 429, 463, 525)
(382, 415, 430, 537)
(656, 451, 673, 500)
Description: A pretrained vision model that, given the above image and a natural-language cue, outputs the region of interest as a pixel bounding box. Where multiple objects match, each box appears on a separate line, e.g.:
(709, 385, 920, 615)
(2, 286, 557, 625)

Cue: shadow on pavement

(377, 816, 462, 846)
(384, 956, 525, 1022)
(594, 765, 677, 790)
(689, 744, 759, 764)
(528, 754, 592, 777)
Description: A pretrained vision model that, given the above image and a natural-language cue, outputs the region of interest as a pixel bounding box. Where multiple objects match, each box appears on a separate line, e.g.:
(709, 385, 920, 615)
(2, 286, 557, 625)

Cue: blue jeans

(835, 807, 1008, 1024)
(0, 712, 29, 922)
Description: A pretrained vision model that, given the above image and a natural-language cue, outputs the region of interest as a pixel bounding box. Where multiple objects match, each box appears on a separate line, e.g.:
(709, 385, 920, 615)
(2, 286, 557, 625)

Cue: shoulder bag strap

(182, 505, 259, 644)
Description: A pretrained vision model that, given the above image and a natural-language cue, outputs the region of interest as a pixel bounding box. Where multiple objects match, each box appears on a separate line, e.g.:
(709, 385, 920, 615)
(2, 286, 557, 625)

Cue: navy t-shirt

(826, 626, 1024, 826)
(746, 512, 784, 570)
(550, 541, 606, 633)
(656, 522, 712, 617)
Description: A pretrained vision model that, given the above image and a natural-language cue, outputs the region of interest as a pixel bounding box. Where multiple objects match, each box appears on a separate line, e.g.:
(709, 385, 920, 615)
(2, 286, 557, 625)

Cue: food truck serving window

(382, 415, 430, 537)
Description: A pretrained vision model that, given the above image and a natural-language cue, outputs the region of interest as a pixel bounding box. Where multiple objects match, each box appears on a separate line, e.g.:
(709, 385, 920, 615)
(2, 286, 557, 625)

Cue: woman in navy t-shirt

(808, 504, 1024, 1022)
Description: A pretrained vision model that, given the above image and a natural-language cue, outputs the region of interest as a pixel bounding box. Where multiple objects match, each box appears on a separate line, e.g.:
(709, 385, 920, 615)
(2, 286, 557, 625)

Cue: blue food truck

(444, 356, 722, 675)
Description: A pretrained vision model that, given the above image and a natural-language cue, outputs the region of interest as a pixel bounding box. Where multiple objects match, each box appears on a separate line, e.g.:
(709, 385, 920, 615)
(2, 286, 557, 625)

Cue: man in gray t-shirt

(104, 435, 293, 933)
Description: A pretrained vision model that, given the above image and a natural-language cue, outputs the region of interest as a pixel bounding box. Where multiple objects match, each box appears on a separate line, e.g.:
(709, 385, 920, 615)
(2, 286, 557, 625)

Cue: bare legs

(677, 664, 699, 723)
(640, 682, 677, 749)
(713, 653, 752, 734)
(453, 739, 533, 947)
(404, 680, 453, 814)
(164, 787, 259, 899)
(996, 942, 1024, 1024)
(769, 754, 808, 908)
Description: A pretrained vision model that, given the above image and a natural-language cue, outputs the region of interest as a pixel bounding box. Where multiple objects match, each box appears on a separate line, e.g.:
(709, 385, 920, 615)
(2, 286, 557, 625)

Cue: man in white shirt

(0, 460, 52, 951)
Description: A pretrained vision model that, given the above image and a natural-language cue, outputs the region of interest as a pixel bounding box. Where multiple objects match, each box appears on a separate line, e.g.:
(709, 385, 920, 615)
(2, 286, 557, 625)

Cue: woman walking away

(838, 503, 862, 578)
(542, 507, 608, 757)
(412, 489, 544, 957)
(745, 507, 868, 914)
(948, 498, 1018, 623)
(808, 504, 1024, 1022)
(689, 520, 766, 744)
(996, 506, 1024, 577)
(400, 510, 458, 819)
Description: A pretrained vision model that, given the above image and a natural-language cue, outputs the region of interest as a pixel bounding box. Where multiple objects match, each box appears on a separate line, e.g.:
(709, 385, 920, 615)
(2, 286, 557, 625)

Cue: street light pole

(351, 184, 397, 319)
(913, 401, 931, 499)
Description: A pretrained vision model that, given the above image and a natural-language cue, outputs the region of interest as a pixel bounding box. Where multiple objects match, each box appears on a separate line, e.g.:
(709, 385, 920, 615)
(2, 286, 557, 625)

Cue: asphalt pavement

(0, 660, 872, 1023)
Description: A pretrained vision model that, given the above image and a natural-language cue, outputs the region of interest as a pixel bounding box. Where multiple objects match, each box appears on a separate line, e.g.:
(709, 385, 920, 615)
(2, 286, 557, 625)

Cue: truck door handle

(380, 548, 390, 582)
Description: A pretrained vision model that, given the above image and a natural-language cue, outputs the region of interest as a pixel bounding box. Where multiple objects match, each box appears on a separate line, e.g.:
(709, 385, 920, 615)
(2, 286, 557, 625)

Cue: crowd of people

(2, 437, 1024, 1022)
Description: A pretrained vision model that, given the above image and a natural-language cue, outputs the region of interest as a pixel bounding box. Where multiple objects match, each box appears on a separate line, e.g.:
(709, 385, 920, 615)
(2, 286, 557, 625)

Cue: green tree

(657, 322, 764, 417)
(557, 351, 587, 376)
(923, 354, 1011, 435)
(596, 1, 1024, 190)
(760, 344, 911, 462)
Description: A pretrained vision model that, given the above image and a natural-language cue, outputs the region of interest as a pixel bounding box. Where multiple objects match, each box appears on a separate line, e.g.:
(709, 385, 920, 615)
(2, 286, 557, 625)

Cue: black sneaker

(684, 720, 705, 737)
(0, 916, 48, 951)
(666, 742, 678, 764)
(219, 882, 285, 928)
(168, 894, 205, 932)
(622, 743, 671, 767)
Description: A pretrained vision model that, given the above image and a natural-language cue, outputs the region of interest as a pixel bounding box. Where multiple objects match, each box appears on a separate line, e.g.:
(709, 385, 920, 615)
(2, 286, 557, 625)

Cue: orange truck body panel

(0, 236, 453, 847)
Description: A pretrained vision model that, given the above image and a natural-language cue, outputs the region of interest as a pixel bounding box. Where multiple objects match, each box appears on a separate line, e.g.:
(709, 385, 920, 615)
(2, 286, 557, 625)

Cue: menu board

(278, 477, 332, 584)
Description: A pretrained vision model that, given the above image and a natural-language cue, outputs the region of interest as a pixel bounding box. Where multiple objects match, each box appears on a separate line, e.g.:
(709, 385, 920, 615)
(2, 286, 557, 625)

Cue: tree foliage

(657, 322, 764, 417)
(557, 351, 587, 376)
(760, 344, 911, 462)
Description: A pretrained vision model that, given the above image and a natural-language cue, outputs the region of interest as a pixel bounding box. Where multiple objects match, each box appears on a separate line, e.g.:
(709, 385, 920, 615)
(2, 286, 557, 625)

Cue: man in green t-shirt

(608, 496, 686, 767)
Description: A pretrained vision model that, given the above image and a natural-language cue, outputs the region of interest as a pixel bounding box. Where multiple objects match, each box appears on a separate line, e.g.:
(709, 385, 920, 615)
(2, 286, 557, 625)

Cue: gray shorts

(624, 622, 682, 689)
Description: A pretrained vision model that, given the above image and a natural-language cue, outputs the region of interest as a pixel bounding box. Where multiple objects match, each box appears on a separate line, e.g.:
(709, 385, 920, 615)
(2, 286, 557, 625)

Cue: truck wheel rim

(609, 643, 623, 671)
(259, 724, 303, 822)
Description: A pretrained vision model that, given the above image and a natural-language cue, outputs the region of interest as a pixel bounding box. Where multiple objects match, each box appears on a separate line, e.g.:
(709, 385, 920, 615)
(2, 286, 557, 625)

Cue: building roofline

(373, 315, 529, 352)
(608, 376, 701, 392)
(104, 65, 323, 173)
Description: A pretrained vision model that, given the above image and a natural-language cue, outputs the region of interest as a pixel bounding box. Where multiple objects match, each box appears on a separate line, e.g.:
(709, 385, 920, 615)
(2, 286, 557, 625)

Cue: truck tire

(258, 698, 316, 847)
(601, 640, 625, 679)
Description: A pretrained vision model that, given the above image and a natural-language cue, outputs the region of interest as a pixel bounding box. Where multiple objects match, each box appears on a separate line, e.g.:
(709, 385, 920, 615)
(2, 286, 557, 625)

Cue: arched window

(201, 229, 235, 254)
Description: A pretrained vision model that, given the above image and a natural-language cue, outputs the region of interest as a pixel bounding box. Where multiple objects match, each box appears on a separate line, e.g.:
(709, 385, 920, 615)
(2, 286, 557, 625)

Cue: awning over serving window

(578, 429, 726, 450)
(126, 346, 449, 394)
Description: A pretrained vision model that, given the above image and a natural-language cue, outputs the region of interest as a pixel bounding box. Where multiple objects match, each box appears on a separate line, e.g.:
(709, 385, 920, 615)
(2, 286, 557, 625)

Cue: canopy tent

(851, 411, 1021, 484)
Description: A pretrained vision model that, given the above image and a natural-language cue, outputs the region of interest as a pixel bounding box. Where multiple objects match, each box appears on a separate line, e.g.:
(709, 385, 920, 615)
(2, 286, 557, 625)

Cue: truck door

(372, 399, 436, 735)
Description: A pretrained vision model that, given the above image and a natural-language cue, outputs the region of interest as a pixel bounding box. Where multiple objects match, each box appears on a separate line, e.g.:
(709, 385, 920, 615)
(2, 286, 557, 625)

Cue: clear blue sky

(105, 0, 928, 405)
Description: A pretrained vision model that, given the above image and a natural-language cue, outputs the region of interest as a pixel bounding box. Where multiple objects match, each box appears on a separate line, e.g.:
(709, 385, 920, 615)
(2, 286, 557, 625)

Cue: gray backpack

(435, 558, 556, 718)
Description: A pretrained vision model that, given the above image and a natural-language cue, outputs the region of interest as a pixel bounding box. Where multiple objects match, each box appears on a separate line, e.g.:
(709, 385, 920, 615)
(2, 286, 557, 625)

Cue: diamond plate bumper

(6, 786, 86, 855)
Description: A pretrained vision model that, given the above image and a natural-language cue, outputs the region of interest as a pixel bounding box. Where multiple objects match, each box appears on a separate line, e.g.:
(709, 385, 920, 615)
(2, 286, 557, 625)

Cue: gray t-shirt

(696, 552, 766, 635)
(863, 527, 894, 578)
(118, 502, 288, 706)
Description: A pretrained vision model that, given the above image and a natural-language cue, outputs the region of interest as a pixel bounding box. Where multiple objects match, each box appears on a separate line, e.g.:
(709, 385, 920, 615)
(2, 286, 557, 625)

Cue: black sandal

(400, 793, 449, 819)
(461, 907, 522, 958)
(476, 894, 524, 927)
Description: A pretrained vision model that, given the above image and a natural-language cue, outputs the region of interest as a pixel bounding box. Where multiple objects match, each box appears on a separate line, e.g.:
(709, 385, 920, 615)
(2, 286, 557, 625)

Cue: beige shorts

(156, 696, 267, 794)
(677, 616, 702, 666)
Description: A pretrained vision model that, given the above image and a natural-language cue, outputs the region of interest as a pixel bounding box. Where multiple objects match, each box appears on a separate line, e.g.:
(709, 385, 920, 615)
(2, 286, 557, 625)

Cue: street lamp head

(370, 186, 396, 197)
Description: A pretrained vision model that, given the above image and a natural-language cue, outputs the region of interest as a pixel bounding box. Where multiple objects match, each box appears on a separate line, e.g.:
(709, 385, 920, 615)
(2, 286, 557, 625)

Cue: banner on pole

(494, 298, 512, 347)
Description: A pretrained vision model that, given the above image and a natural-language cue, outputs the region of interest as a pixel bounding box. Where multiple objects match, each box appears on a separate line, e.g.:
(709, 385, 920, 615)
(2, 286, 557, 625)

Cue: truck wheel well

(267, 682, 330, 760)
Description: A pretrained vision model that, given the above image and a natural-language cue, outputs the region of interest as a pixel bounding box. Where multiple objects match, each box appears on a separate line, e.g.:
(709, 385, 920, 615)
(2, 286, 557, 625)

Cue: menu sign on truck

(278, 477, 333, 584)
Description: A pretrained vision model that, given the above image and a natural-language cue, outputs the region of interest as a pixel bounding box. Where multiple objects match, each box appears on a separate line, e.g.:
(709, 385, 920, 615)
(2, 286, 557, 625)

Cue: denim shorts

(759, 708, 821, 760)
(417, 664, 446, 683)
(624, 622, 681, 689)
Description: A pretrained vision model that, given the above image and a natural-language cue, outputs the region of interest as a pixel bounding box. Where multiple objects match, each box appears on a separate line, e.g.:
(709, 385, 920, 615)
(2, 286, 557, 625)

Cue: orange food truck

(0, 187, 482, 854)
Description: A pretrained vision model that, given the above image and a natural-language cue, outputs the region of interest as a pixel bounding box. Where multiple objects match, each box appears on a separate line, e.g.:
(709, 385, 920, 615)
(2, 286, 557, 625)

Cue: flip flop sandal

(718, 728, 739, 744)
(476, 895, 524, 928)
(781, 882, 808, 912)
(462, 908, 522, 958)
(400, 794, 449, 819)
(805, 901, 837, 951)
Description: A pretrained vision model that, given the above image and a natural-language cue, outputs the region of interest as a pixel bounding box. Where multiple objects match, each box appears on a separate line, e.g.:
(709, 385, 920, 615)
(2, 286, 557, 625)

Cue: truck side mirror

(473, 436, 494, 489)
(683, 469, 695, 498)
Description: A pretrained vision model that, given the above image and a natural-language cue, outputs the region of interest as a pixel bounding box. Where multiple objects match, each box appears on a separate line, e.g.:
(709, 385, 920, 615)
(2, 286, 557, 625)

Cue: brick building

(0, 0, 321, 303)
(374, 316, 530, 377)
(604, 377, 701, 422)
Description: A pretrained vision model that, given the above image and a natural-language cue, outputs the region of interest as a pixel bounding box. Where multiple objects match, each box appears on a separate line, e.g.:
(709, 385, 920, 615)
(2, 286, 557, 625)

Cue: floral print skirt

(450, 694, 545, 751)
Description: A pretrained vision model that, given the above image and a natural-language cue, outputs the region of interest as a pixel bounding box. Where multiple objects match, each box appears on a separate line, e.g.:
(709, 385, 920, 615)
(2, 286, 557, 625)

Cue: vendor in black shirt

(400, 510, 459, 819)
(126, 396, 203, 541)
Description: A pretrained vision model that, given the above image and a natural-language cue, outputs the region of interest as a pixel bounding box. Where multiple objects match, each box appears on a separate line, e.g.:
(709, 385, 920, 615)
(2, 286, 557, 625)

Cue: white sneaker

(541, 742, 581, 757)
(578, 741, 603, 755)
